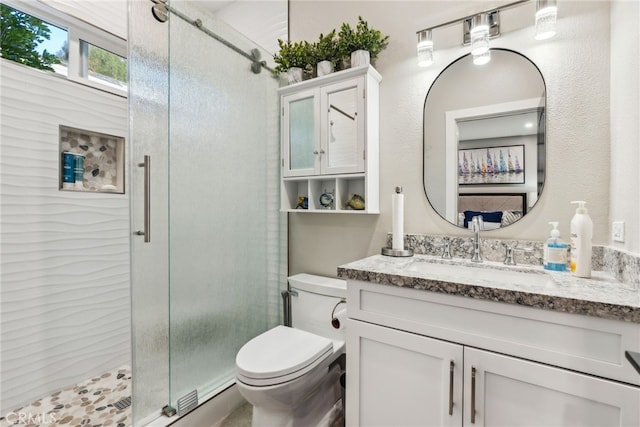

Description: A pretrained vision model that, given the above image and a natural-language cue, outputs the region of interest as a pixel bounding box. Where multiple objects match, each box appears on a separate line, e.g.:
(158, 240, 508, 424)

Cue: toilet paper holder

(331, 299, 347, 329)
(382, 186, 413, 257)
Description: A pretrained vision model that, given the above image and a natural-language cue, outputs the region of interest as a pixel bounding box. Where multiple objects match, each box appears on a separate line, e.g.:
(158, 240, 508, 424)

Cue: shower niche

(280, 65, 381, 214)
(59, 125, 125, 194)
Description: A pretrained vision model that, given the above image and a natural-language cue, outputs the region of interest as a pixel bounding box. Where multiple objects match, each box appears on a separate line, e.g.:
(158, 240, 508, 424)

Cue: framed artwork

(458, 144, 525, 185)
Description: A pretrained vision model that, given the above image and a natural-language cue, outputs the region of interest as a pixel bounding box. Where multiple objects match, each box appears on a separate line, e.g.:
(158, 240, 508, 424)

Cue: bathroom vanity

(338, 255, 640, 426)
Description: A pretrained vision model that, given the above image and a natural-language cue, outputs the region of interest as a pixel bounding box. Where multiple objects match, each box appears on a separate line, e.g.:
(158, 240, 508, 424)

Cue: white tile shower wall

(35, 0, 127, 40)
(0, 59, 129, 413)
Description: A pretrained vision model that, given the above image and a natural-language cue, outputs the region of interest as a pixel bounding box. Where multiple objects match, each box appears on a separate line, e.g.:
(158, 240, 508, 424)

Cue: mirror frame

(423, 48, 547, 230)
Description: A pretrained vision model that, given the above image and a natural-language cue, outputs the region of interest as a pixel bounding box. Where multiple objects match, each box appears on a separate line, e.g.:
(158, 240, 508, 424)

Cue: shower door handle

(135, 155, 151, 242)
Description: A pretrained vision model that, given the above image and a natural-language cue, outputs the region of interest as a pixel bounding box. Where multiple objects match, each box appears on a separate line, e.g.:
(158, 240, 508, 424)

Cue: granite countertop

(337, 254, 640, 323)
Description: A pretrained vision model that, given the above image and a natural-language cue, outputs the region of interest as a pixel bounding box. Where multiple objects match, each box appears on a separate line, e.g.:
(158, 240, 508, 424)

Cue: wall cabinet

(346, 280, 640, 426)
(279, 66, 381, 213)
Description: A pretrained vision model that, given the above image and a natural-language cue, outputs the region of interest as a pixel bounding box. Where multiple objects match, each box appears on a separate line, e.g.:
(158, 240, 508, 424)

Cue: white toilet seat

(236, 325, 333, 387)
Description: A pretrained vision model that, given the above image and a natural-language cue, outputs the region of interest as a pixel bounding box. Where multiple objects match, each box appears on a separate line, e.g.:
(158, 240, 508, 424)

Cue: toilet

(235, 273, 347, 426)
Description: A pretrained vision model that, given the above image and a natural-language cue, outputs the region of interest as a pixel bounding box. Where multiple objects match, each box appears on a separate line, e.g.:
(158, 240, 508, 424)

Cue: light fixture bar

(416, 0, 529, 36)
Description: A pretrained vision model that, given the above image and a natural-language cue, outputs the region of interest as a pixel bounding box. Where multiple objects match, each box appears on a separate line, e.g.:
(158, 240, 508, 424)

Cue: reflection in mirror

(326, 87, 358, 169)
(423, 49, 545, 230)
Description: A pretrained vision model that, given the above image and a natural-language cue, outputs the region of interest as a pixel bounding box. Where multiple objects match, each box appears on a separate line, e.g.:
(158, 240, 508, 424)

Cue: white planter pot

(317, 60, 334, 76)
(286, 67, 304, 84)
(350, 50, 370, 67)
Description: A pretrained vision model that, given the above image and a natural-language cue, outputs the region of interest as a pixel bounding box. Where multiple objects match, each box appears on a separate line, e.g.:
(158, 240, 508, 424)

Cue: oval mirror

(423, 48, 546, 230)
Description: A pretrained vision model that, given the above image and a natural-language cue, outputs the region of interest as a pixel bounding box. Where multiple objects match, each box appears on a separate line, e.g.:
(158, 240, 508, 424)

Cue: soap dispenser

(544, 222, 568, 271)
(570, 201, 593, 278)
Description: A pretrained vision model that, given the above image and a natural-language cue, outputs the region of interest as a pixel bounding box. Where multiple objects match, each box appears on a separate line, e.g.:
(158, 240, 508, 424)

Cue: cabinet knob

(320, 149, 326, 154)
(313, 150, 319, 155)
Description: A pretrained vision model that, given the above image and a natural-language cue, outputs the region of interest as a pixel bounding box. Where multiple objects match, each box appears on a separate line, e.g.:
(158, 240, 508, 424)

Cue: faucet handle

(502, 242, 533, 265)
(434, 237, 452, 259)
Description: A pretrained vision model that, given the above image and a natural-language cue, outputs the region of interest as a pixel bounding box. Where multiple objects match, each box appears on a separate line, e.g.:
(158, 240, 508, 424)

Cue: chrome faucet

(470, 216, 483, 263)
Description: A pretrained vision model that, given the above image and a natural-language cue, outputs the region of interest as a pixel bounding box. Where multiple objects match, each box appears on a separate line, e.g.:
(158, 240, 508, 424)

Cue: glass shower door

(167, 0, 283, 411)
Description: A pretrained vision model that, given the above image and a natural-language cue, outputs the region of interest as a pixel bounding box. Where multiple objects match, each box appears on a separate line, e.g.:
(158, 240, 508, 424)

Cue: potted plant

(337, 16, 390, 68)
(311, 30, 339, 76)
(273, 39, 313, 84)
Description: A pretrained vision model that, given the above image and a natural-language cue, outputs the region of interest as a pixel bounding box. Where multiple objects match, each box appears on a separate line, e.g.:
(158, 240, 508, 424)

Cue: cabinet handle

(448, 360, 454, 416)
(313, 150, 319, 155)
(320, 149, 325, 154)
(135, 155, 150, 243)
(471, 366, 477, 424)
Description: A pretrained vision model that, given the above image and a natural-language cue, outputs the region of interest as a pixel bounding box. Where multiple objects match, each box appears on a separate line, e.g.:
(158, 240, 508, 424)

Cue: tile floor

(214, 400, 344, 427)
(214, 402, 252, 427)
(1, 370, 343, 427)
(0, 366, 131, 427)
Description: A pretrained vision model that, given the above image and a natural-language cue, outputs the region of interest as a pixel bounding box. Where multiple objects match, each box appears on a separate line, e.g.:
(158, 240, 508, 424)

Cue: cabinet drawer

(347, 279, 640, 386)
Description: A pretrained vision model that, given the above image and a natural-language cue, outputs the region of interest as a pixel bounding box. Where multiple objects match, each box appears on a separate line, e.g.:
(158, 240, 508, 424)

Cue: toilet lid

(236, 326, 333, 385)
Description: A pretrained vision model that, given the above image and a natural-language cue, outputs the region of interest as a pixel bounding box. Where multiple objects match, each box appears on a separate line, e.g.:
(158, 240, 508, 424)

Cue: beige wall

(288, 1, 639, 277)
(610, 0, 640, 255)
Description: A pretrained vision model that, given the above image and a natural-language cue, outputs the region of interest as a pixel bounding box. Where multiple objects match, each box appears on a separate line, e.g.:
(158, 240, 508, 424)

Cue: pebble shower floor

(0, 366, 131, 427)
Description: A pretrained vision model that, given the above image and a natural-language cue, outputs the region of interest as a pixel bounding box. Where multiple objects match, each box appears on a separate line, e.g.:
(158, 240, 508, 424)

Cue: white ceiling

(196, 0, 287, 55)
(458, 111, 539, 141)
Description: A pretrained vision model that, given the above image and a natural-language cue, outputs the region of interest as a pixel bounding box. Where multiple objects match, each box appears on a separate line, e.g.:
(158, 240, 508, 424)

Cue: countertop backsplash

(387, 233, 640, 288)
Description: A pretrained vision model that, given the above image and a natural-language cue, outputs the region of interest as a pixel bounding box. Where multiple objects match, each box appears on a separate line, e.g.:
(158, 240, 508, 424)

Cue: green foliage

(0, 4, 60, 71)
(88, 45, 127, 83)
(273, 39, 313, 74)
(310, 30, 339, 65)
(337, 16, 389, 62)
(273, 16, 389, 77)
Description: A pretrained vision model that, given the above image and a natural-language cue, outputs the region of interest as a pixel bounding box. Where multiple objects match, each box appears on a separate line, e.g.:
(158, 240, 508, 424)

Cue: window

(0, 1, 127, 95)
(82, 41, 128, 91)
(0, 3, 68, 75)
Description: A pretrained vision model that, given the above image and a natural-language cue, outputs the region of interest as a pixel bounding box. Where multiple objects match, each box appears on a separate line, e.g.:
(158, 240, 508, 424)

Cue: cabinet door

(465, 347, 640, 427)
(282, 88, 319, 177)
(320, 77, 365, 175)
(347, 319, 463, 427)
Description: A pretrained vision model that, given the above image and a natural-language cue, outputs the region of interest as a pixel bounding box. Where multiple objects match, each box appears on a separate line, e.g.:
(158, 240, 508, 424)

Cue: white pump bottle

(569, 201, 593, 278)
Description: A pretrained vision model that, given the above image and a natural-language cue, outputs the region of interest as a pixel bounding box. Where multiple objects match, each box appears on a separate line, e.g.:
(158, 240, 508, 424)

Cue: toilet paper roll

(332, 307, 347, 331)
(392, 190, 404, 251)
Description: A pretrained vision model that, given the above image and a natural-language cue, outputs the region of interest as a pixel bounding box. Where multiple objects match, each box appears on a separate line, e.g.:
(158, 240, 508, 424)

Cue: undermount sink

(403, 257, 554, 288)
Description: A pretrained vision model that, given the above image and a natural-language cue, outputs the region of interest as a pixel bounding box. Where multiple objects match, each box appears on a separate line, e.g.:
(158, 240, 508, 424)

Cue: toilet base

(240, 363, 343, 427)
(252, 398, 343, 427)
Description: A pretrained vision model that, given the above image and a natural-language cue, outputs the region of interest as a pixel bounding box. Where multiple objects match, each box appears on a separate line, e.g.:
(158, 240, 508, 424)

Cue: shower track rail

(150, 0, 275, 75)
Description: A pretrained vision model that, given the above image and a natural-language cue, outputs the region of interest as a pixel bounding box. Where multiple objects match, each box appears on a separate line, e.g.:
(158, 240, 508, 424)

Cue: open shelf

(282, 173, 378, 214)
(59, 125, 125, 194)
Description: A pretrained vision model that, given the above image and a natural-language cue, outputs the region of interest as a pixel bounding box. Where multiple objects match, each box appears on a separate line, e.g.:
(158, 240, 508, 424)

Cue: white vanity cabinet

(279, 66, 380, 213)
(348, 319, 463, 427)
(346, 280, 640, 427)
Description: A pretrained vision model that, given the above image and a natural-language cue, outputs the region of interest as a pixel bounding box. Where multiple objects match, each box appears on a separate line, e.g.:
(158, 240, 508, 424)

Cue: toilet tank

(289, 274, 347, 342)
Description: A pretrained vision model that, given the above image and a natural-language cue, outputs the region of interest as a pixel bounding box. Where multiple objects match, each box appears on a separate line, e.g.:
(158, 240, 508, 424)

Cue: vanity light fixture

(417, 29, 434, 67)
(535, 0, 557, 40)
(469, 13, 490, 56)
(416, 0, 557, 68)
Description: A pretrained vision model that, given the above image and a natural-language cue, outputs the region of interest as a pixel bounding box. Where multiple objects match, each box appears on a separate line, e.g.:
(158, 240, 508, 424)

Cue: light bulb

(417, 30, 433, 67)
(473, 49, 491, 65)
(470, 14, 489, 56)
(535, 0, 557, 40)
